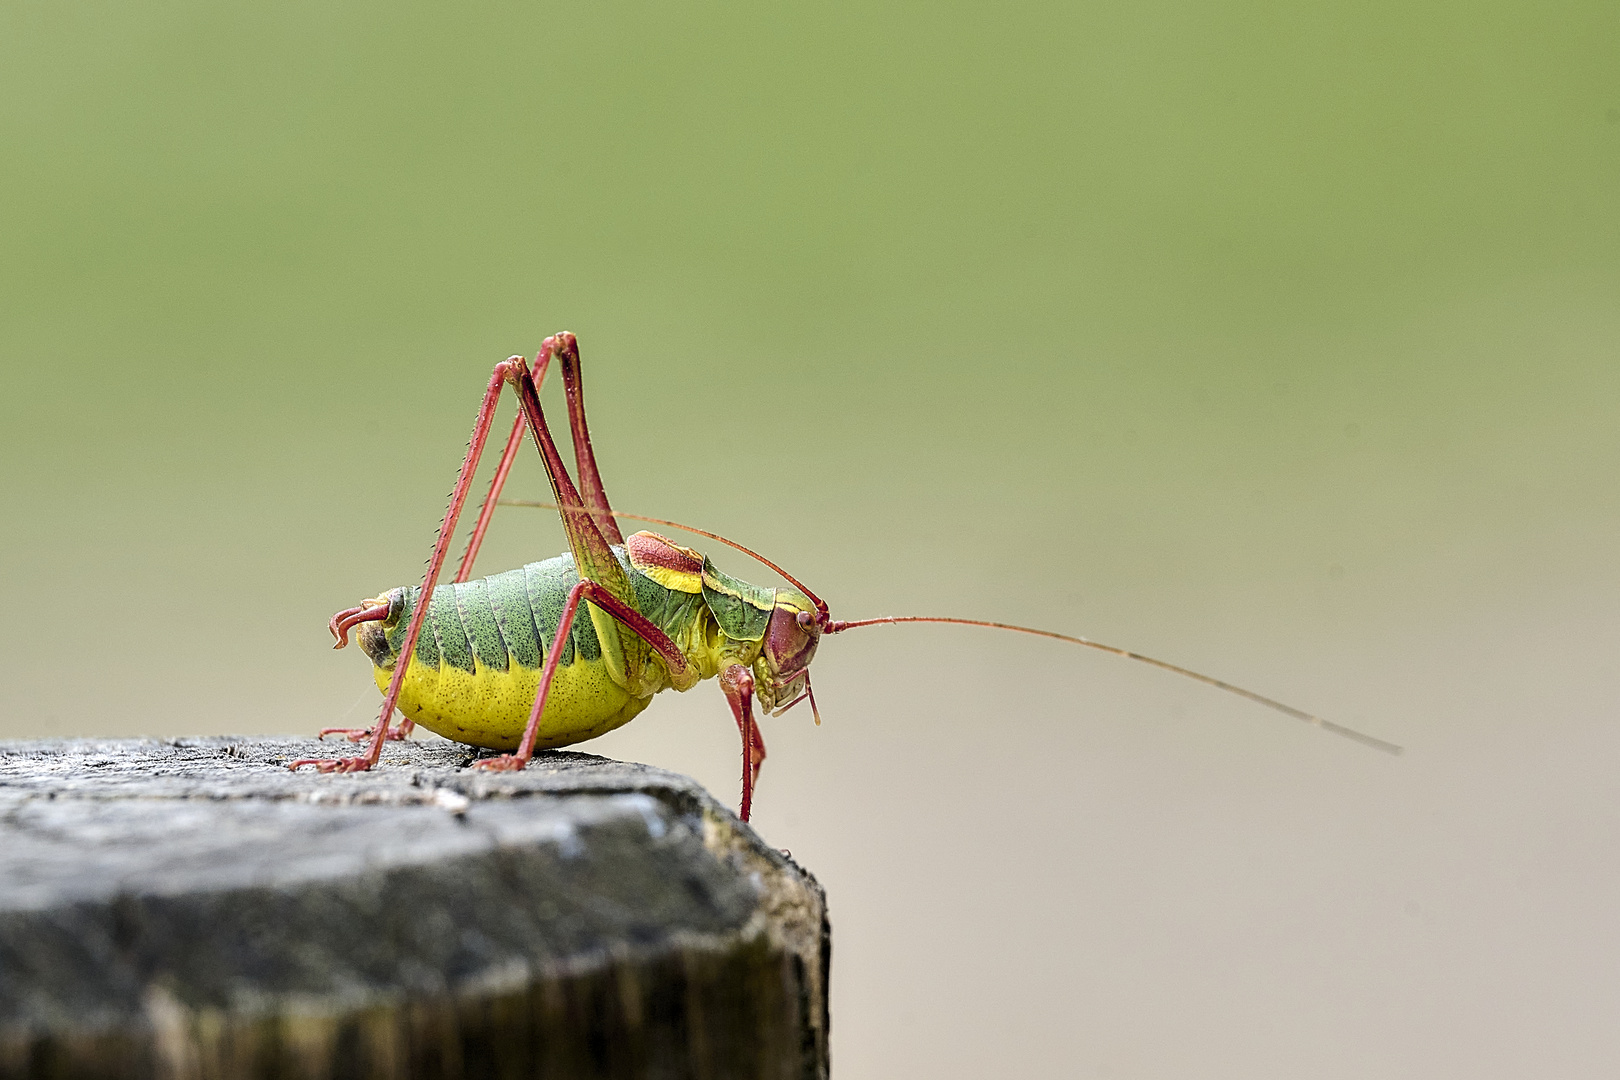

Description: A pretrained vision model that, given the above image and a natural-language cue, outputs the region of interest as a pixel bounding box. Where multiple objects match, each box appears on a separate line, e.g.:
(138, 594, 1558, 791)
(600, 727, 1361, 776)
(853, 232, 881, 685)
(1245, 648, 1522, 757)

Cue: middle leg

(471, 578, 693, 771)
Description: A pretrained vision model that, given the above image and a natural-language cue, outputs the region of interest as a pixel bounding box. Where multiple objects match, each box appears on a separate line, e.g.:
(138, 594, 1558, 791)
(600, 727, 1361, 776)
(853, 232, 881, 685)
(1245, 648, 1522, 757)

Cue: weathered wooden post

(0, 738, 829, 1079)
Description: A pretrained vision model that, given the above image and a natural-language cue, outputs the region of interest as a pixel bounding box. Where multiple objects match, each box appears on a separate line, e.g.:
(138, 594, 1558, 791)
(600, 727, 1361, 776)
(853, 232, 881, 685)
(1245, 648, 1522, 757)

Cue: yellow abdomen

(379, 654, 652, 751)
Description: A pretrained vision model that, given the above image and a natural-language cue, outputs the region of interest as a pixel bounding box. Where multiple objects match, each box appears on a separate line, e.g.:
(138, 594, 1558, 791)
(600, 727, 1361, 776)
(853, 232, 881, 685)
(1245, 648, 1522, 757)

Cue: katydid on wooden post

(294, 333, 1400, 822)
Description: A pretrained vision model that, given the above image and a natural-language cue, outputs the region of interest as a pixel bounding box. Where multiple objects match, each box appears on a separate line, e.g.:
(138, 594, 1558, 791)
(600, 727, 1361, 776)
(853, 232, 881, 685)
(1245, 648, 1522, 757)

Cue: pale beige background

(3, 2, 1619, 1075)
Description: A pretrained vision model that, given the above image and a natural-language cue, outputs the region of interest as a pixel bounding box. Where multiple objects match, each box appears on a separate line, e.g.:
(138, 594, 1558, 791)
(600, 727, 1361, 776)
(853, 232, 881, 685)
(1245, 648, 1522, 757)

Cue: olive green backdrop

(3, 2, 1618, 1076)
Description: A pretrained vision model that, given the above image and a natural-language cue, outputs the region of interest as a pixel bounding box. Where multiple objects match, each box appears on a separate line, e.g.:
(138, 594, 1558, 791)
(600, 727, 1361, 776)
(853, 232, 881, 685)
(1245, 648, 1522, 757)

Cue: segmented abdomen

(363, 553, 603, 673)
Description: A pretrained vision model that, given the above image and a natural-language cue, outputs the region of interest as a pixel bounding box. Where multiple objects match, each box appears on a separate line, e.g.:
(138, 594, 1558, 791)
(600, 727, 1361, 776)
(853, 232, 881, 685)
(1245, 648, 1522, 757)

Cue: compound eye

(766, 603, 819, 676)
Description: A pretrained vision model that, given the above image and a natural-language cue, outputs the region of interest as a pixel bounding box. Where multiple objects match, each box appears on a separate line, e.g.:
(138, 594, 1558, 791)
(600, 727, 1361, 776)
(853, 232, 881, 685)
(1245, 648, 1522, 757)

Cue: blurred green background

(4, 2, 1619, 1076)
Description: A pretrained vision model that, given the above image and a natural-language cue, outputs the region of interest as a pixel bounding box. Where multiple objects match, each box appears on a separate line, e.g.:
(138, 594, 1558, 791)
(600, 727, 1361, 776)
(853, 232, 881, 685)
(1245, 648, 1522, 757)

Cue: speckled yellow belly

(377, 654, 652, 751)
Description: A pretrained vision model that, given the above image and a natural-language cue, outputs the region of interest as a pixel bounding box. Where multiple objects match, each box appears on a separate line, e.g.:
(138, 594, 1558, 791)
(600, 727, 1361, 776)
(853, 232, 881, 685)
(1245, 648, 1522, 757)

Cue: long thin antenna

(499, 499, 827, 613)
(829, 615, 1402, 754)
(499, 498, 1402, 756)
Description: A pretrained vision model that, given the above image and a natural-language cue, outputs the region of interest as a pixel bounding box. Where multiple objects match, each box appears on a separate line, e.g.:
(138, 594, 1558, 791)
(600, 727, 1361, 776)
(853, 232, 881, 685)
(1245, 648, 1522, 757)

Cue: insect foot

(316, 724, 410, 743)
(287, 755, 375, 773)
(469, 753, 528, 772)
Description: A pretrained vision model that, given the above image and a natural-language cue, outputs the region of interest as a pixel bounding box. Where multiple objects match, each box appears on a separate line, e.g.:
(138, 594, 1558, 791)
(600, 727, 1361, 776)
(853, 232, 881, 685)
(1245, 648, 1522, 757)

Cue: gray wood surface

(0, 737, 829, 1080)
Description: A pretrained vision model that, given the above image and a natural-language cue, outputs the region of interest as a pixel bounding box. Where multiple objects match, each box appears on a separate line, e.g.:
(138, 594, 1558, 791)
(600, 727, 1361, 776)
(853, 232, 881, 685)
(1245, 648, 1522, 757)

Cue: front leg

(720, 664, 767, 823)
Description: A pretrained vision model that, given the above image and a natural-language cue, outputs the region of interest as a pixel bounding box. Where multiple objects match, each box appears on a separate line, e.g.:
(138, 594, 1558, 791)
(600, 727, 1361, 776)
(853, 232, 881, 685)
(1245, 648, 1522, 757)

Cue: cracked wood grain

(0, 738, 829, 1080)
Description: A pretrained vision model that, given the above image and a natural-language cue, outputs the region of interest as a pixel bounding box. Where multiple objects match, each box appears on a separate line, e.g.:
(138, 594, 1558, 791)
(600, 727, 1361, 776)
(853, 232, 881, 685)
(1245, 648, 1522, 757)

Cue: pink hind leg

(291, 356, 534, 774)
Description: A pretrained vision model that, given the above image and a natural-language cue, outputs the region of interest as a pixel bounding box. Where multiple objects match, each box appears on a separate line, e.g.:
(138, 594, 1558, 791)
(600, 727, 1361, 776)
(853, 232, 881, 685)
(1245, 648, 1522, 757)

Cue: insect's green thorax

(699, 558, 775, 643)
(625, 554, 777, 688)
